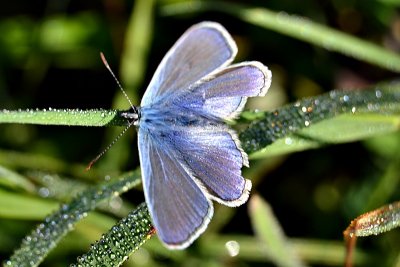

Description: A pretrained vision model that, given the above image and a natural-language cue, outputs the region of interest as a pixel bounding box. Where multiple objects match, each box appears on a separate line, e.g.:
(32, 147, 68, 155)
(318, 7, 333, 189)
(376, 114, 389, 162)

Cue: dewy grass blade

(240, 81, 400, 156)
(70, 203, 153, 267)
(161, 1, 400, 72)
(0, 108, 125, 127)
(4, 170, 142, 267)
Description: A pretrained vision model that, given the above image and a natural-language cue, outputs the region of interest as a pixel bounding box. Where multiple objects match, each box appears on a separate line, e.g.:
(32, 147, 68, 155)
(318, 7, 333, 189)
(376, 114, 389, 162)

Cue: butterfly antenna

(86, 53, 138, 171)
(100, 52, 137, 112)
(86, 122, 134, 170)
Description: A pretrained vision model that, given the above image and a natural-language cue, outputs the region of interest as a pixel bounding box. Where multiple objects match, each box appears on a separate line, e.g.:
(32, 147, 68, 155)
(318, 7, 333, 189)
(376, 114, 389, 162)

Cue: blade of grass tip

(4, 169, 142, 267)
(161, 1, 400, 73)
(344, 201, 400, 238)
(70, 203, 153, 267)
(249, 194, 308, 267)
(343, 201, 400, 267)
(240, 81, 400, 157)
(29, 171, 135, 217)
(0, 165, 36, 193)
(0, 108, 122, 126)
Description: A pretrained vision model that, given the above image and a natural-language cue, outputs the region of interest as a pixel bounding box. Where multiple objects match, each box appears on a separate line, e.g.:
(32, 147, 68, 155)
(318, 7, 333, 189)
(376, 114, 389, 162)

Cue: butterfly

(123, 21, 271, 249)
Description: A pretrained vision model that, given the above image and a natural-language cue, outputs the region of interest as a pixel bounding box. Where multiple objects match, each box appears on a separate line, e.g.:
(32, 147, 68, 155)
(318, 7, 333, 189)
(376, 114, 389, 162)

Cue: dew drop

(276, 11, 289, 24)
(225, 240, 240, 257)
(109, 197, 123, 210)
(38, 187, 50, 197)
(285, 137, 293, 145)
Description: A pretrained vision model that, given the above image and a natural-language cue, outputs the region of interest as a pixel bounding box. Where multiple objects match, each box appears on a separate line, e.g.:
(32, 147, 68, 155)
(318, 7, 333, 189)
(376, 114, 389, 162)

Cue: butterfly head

(121, 107, 140, 126)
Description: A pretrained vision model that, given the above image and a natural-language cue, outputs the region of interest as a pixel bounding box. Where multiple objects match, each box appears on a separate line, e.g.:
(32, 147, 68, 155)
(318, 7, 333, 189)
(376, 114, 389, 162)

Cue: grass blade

(4, 170, 141, 267)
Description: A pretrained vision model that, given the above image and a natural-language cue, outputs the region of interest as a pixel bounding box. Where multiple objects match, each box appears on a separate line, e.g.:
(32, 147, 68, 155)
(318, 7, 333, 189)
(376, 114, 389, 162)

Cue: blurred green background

(0, 0, 400, 266)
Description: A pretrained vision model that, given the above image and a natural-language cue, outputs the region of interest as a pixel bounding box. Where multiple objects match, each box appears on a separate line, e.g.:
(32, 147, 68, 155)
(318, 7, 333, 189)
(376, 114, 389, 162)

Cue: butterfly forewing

(141, 22, 237, 107)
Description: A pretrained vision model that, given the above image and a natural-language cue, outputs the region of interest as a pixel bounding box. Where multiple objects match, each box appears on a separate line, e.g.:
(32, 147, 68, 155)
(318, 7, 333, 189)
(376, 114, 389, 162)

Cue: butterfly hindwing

(175, 61, 272, 120)
(170, 124, 252, 206)
(138, 128, 213, 249)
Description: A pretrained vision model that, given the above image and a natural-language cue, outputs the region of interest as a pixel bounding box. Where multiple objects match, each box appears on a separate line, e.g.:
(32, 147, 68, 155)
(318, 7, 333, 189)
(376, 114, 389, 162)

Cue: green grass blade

(4, 170, 141, 267)
(240, 82, 400, 158)
(0, 165, 36, 193)
(0, 108, 124, 127)
(345, 201, 400, 238)
(161, 1, 400, 72)
(120, 0, 155, 95)
(249, 194, 307, 267)
(199, 235, 368, 265)
(0, 188, 58, 220)
(70, 203, 152, 267)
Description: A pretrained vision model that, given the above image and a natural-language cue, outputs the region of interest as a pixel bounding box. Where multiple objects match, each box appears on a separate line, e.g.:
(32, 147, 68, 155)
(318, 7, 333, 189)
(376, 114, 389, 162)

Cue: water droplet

(285, 137, 293, 145)
(38, 187, 50, 197)
(277, 11, 289, 24)
(109, 197, 123, 210)
(225, 240, 240, 257)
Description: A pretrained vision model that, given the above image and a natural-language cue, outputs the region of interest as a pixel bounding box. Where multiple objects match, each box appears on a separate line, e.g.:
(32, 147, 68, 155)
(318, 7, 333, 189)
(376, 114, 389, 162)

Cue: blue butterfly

(124, 21, 271, 249)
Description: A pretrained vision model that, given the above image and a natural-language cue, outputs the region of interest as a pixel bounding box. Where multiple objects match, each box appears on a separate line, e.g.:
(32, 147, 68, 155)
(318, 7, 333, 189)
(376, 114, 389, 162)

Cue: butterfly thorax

(120, 108, 140, 126)
(139, 104, 221, 133)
